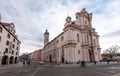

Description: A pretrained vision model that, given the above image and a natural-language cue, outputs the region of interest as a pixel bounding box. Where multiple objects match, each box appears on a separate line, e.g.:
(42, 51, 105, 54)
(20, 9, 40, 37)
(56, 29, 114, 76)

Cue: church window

(77, 34, 80, 42)
(78, 50, 80, 54)
(0, 26, 2, 32)
(61, 36, 64, 41)
(0, 36, 1, 42)
(76, 16, 78, 19)
(57, 40, 59, 44)
(62, 46, 64, 57)
(85, 20, 87, 24)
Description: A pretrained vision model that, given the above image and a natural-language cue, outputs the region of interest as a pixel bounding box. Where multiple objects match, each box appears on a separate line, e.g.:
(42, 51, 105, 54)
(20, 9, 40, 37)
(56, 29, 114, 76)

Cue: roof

(1, 22, 11, 26)
(44, 29, 49, 35)
(0, 22, 21, 43)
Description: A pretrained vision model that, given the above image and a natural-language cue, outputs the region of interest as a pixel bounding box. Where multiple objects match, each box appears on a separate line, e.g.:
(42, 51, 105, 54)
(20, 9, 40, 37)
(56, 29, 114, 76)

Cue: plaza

(0, 62, 120, 76)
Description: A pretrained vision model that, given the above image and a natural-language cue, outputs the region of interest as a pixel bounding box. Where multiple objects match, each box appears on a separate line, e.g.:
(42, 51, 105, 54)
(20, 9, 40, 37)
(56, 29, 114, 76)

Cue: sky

(0, 0, 120, 54)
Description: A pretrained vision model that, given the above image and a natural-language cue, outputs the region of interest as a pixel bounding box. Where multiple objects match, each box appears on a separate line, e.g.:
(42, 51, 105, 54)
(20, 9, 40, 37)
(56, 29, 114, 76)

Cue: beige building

(0, 15, 21, 65)
(41, 8, 101, 63)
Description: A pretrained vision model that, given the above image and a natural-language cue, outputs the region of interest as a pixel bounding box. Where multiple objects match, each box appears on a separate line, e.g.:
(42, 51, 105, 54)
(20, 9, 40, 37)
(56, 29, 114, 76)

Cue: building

(0, 15, 21, 65)
(41, 8, 101, 63)
(33, 49, 41, 61)
(28, 53, 34, 60)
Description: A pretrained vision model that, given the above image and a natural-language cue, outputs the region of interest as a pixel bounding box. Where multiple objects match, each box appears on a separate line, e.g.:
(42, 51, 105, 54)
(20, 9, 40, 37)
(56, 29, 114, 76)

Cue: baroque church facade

(41, 8, 101, 63)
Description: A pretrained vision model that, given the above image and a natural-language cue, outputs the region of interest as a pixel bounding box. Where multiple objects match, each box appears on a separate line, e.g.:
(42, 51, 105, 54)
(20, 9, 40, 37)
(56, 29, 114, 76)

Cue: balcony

(64, 40, 77, 46)
(81, 42, 89, 46)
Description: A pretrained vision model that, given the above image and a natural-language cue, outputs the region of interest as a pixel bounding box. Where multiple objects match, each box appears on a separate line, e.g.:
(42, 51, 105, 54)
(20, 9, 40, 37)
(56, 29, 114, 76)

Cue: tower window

(76, 16, 78, 19)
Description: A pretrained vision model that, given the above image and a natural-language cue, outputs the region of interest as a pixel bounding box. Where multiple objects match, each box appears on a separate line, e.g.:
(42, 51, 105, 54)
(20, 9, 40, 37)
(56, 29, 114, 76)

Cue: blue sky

(0, 0, 120, 54)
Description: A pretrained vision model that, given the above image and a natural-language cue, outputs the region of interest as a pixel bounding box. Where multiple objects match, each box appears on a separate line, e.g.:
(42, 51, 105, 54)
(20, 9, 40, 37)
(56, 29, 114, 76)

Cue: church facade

(41, 8, 101, 63)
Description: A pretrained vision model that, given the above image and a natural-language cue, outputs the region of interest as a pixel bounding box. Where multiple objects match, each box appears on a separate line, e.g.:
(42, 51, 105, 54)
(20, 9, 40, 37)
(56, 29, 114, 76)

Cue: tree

(103, 45, 119, 60)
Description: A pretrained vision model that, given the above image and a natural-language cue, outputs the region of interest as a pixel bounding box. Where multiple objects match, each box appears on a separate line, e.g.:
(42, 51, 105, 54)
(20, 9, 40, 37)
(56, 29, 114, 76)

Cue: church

(41, 8, 101, 63)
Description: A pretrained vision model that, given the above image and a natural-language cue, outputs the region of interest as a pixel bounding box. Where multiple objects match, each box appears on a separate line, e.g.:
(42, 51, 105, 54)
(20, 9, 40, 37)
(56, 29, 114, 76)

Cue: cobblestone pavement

(0, 62, 120, 76)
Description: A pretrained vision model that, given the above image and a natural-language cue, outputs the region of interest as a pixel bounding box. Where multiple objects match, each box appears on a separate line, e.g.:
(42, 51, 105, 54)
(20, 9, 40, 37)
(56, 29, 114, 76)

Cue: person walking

(27, 60, 31, 66)
(23, 60, 25, 66)
(94, 61, 97, 65)
(80, 61, 86, 67)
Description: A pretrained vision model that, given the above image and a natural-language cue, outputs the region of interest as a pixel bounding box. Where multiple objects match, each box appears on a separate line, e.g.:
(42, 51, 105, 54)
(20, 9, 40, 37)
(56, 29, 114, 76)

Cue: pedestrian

(27, 60, 31, 66)
(94, 61, 97, 65)
(107, 60, 110, 64)
(23, 61, 25, 66)
(80, 61, 86, 67)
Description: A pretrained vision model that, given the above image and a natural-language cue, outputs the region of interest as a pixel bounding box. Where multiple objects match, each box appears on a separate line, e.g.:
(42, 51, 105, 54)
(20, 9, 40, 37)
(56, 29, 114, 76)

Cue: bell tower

(64, 16, 72, 28)
(44, 29, 49, 46)
(75, 8, 92, 27)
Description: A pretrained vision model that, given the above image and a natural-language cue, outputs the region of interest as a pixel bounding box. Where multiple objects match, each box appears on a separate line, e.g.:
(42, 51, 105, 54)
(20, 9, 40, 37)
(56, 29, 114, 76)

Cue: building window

(5, 48, 8, 53)
(61, 36, 64, 41)
(6, 41, 9, 45)
(77, 34, 80, 42)
(13, 44, 15, 48)
(13, 38, 15, 42)
(78, 50, 80, 54)
(0, 26, 2, 32)
(16, 52, 18, 55)
(7, 34, 10, 38)
(0, 36, 1, 42)
(12, 50, 14, 54)
(17, 42, 19, 45)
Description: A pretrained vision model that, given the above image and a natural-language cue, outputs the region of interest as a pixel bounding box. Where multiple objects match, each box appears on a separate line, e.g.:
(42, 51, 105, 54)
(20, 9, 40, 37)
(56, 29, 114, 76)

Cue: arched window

(6, 41, 9, 45)
(77, 34, 80, 42)
(0, 26, 2, 32)
(5, 48, 8, 53)
(13, 44, 15, 48)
